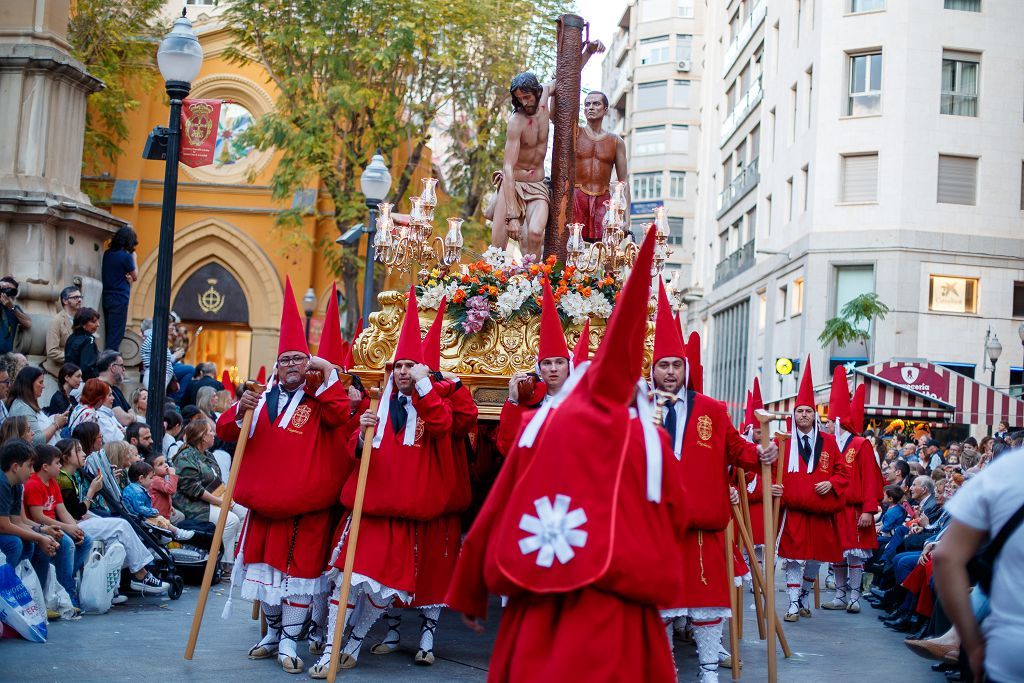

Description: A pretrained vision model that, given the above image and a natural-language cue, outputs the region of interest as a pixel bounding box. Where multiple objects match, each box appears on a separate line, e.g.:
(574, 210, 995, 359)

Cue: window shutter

(841, 153, 878, 202)
(937, 155, 977, 205)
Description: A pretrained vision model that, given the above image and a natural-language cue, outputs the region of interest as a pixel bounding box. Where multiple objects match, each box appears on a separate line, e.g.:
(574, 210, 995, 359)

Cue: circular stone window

(214, 103, 255, 168)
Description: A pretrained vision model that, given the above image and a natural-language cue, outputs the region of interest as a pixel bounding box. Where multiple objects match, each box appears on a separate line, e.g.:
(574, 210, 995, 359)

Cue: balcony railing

(714, 239, 756, 286)
(720, 76, 762, 147)
(722, 0, 766, 73)
(717, 157, 759, 217)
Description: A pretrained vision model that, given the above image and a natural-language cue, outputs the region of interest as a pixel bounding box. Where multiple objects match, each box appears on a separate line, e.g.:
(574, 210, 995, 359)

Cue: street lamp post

(145, 11, 203, 444)
(1018, 321, 1024, 386)
(302, 287, 316, 343)
(986, 334, 1002, 436)
(359, 154, 392, 324)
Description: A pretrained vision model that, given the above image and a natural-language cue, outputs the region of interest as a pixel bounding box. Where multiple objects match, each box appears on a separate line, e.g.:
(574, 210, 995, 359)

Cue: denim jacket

(122, 482, 159, 518)
(879, 504, 906, 535)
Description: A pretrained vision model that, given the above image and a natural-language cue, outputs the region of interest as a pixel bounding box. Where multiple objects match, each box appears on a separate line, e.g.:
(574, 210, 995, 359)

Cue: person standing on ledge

(574, 91, 628, 242)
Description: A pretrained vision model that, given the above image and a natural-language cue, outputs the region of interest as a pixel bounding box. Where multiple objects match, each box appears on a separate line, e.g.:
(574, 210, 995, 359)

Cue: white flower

(418, 284, 446, 310)
(482, 246, 508, 269)
(518, 494, 588, 568)
(558, 291, 590, 325)
(496, 287, 531, 319)
(589, 292, 613, 319)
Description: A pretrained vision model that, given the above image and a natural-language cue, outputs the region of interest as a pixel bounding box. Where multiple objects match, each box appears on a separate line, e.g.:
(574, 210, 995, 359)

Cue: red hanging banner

(179, 99, 222, 168)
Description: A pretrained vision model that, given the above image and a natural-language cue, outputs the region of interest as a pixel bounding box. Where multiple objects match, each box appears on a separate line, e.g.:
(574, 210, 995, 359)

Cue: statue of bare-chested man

(487, 41, 604, 259)
(574, 90, 628, 242)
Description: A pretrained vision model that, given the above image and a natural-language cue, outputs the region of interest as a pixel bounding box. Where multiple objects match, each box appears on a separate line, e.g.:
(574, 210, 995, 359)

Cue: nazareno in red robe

(216, 376, 350, 585)
(447, 409, 690, 683)
(663, 391, 760, 611)
(777, 431, 849, 564)
(331, 380, 453, 599)
(835, 434, 884, 552)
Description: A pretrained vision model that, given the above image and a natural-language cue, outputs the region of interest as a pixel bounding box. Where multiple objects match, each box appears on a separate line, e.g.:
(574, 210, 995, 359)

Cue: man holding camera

(0, 276, 32, 354)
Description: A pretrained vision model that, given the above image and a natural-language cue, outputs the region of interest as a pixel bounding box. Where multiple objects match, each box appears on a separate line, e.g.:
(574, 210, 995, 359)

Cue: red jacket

(435, 378, 478, 514)
(779, 431, 848, 515)
(838, 434, 883, 514)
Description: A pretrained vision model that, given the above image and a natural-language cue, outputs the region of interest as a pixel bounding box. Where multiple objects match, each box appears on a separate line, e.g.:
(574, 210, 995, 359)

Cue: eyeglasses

(67, 295, 83, 301)
(0, 379, 9, 385)
(278, 355, 309, 367)
(111, 363, 125, 369)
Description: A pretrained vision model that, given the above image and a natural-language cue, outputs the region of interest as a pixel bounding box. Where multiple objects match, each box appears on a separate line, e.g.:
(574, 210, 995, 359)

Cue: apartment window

(746, 207, 757, 241)
(667, 217, 684, 245)
(772, 21, 780, 74)
(941, 51, 979, 116)
(750, 124, 761, 159)
(718, 226, 730, 260)
(849, 0, 884, 12)
(670, 124, 689, 151)
(777, 284, 789, 321)
(640, 36, 671, 65)
(835, 266, 875, 316)
(632, 172, 663, 200)
(937, 154, 978, 205)
(929, 275, 978, 314)
(676, 34, 693, 62)
(792, 277, 805, 316)
(790, 83, 798, 141)
(673, 80, 691, 108)
(637, 81, 668, 110)
(786, 177, 794, 221)
(841, 153, 879, 202)
(634, 126, 665, 155)
(643, 0, 672, 21)
(769, 108, 776, 160)
(944, 0, 980, 10)
(805, 66, 814, 128)
(1020, 161, 1024, 210)
(669, 171, 686, 199)
(801, 165, 810, 212)
(758, 290, 768, 330)
(848, 51, 883, 115)
(795, 0, 803, 47)
(678, 0, 694, 18)
(765, 195, 773, 234)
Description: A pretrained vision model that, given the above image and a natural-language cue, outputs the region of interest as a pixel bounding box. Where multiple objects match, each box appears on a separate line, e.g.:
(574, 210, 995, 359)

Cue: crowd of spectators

(0, 252, 243, 630)
(862, 427, 1024, 682)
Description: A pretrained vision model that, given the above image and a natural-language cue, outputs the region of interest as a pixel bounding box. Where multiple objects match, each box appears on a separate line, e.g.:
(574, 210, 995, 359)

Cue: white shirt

(663, 389, 688, 457)
(945, 448, 1024, 683)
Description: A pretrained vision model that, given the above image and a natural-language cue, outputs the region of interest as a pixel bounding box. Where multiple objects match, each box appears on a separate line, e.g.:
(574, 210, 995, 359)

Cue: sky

(577, 0, 629, 92)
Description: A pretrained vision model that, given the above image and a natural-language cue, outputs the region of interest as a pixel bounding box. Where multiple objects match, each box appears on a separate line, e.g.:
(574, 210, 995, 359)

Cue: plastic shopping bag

(15, 561, 47, 622)
(80, 541, 126, 614)
(0, 562, 47, 642)
(44, 564, 77, 620)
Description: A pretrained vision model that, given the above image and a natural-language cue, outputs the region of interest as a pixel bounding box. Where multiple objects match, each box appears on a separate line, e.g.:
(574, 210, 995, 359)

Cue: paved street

(3, 578, 936, 682)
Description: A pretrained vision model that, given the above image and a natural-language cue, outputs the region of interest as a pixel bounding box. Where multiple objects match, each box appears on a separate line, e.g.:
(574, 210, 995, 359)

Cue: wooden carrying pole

(753, 409, 778, 683)
(327, 388, 382, 683)
(734, 468, 763, 639)
(726, 522, 741, 681)
(185, 381, 264, 660)
(732, 504, 791, 657)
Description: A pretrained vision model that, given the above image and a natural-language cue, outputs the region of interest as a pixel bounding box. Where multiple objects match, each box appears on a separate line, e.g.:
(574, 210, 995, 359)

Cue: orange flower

(529, 265, 540, 275)
(545, 255, 557, 265)
(452, 289, 467, 303)
(581, 287, 592, 298)
(470, 277, 479, 284)
(461, 275, 470, 283)
(494, 270, 504, 279)
(542, 264, 553, 275)
(487, 286, 498, 296)
(556, 285, 568, 297)
(602, 276, 614, 286)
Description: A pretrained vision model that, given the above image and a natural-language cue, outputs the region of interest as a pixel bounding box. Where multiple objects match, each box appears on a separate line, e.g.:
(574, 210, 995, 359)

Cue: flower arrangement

(417, 246, 622, 335)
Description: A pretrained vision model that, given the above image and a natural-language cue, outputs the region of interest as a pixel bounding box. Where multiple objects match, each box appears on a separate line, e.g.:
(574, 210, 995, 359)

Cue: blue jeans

(879, 525, 911, 565)
(0, 533, 51, 591)
(54, 532, 92, 607)
(102, 297, 129, 352)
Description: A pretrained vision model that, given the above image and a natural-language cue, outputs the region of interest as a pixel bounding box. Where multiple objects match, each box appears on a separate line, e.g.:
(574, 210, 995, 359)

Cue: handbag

(967, 499, 1024, 595)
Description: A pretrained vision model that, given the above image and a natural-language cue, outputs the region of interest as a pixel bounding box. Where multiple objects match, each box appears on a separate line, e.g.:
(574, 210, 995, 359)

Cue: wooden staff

(251, 600, 260, 621)
(726, 521, 741, 681)
(753, 409, 778, 683)
(185, 381, 264, 660)
(327, 387, 382, 683)
(732, 504, 791, 657)
(736, 584, 744, 640)
(814, 578, 821, 609)
(734, 467, 762, 639)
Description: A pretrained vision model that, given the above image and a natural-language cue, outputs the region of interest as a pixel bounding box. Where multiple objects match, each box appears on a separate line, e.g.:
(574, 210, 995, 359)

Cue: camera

(0, 284, 17, 299)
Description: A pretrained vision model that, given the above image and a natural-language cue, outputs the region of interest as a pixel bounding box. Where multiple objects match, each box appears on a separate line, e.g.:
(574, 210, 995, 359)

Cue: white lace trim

(659, 606, 732, 619)
(237, 558, 330, 605)
(349, 572, 411, 605)
(843, 547, 872, 561)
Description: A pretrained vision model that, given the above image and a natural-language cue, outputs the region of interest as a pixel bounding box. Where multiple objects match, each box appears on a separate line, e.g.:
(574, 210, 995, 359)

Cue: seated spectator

(96, 351, 133, 425)
(69, 378, 125, 445)
(196, 385, 218, 421)
(876, 485, 908, 540)
(0, 415, 33, 445)
(959, 445, 981, 470)
(64, 308, 100, 380)
(122, 461, 193, 541)
(145, 452, 183, 524)
(71, 421, 122, 517)
(181, 362, 223, 409)
(47, 362, 82, 417)
(0, 276, 31, 354)
(42, 286, 82, 379)
(162, 410, 184, 458)
(130, 388, 148, 423)
(23, 444, 92, 607)
(53, 439, 169, 597)
(0, 440, 59, 587)
(101, 226, 138, 352)
(0, 362, 9, 423)
(173, 419, 241, 570)
(886, 459, 912, 490)
(125, 422, 154, 459)
(104, 441, 134, 490)
(992, 421, 1009, 441)
(6, 366, 69, 445)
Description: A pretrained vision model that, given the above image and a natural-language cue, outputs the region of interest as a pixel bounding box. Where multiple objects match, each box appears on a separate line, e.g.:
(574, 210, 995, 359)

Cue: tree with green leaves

(223, 0, 569, 332)
(68, 0, 165, 176)
(818, 293, 892, 356)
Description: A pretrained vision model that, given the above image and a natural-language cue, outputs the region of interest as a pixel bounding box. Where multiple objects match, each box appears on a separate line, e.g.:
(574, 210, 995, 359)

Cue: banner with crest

(179, 99, 221, 168)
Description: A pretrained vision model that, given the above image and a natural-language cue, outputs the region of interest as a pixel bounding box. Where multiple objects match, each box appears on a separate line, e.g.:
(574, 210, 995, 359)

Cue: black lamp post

(302, 287, 316, 343)
(359, 153, 392, 324)
(986, 334, 1002, 436)
(145, 11, 203, 444)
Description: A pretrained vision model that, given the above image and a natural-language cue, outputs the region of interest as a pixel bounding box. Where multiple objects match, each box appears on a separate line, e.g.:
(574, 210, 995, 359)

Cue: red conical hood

(752, 376, 764, 412)
(572, 319, 591, 368)
(278, 277, 309, 358)
(393, 287, 423, 364)
(422, 297, 447, 372)
(796, 355, 815, 409)
(686, 331, 703, 393)
(851, 383, 867, 434)
(827, 365, 851, 426)
(589, 225, 657, 405)
(351, 317, 364, 344)
(220, 370, 232, 391)
(256, 366, 267, 384)
(654, 280, 686, 364)
(742, 389, 754, 432)
(537, 277, 570, 361)
(317, 283, 346, 369)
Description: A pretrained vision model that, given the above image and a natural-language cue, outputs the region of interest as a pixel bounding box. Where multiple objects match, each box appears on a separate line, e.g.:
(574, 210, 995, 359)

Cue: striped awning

(763, 360, 1024, 428)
